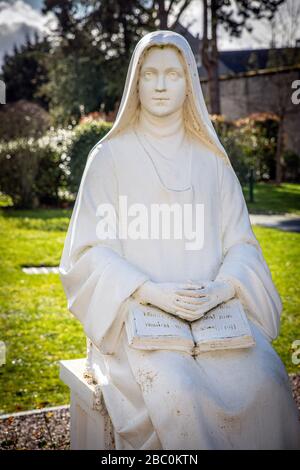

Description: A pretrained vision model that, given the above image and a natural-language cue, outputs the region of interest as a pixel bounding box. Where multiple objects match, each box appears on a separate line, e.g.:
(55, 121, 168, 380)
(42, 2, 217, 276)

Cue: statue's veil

(96, 30, 231, 165)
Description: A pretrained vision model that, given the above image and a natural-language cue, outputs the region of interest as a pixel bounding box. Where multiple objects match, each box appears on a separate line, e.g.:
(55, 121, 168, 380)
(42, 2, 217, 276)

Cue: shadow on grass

(243, 183, 300, 215)
(0, 207, 73, 232)
(0, 207, 73, 220)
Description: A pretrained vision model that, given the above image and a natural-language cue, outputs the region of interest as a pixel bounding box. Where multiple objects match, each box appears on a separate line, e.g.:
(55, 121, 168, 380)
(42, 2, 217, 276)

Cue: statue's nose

(155, 73, 166, 91)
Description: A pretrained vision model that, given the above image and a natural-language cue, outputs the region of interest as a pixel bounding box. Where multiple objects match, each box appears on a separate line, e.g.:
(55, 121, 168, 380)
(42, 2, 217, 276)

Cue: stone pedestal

(60, 358, 115, 450)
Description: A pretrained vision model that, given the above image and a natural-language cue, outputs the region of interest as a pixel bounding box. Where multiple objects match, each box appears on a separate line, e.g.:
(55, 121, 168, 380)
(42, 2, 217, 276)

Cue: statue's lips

(152, 98, 170, 101)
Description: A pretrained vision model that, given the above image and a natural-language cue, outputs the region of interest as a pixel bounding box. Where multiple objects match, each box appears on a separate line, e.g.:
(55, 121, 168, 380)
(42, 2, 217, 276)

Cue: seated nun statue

(59, 31, 300, 450)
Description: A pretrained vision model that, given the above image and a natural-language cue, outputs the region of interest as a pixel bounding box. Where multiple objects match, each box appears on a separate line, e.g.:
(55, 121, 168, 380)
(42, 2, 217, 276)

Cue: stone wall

(201, 67, 300, 156)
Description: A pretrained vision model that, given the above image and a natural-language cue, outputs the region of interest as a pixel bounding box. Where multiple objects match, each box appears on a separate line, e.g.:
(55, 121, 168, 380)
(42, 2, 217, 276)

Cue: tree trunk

(275, 117, 284, 184)
(156, 0, 168, 29)
(210, 0, 221, 114)
(201, 0, 221, 115)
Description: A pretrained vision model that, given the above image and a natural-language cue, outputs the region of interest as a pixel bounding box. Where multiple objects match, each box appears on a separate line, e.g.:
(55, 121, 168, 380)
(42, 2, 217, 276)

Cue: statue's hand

(132, 280, 210, 319)
(175, 279, 236, 321)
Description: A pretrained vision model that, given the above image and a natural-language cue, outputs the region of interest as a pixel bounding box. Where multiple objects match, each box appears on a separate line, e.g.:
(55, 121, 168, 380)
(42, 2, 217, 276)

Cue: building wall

(201, 68, 300, 156)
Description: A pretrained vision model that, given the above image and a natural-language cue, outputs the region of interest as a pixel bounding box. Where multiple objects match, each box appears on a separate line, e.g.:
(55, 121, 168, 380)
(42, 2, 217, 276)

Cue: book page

(191, 299, 253, 343)
(130, 304, 193, 341)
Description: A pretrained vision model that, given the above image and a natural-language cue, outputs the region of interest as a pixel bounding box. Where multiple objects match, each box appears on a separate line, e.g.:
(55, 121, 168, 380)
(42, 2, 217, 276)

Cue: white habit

(59, 31, 300, 450)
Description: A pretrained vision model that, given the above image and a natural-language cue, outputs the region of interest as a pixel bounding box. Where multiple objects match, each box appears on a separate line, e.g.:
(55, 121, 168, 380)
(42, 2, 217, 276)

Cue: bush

(0, 119, 114, 208)
(67, 120, 112, 194)
(212, 113, 282, 184)
(0, 128, 73, 208)
(38, 127, 74, 205)
(211, 115, 249, 184)
(0, 100, 51, 142)
(0, 139, 40, 208)
(233, 113, 279, 182)
(283, 150, 300, 182)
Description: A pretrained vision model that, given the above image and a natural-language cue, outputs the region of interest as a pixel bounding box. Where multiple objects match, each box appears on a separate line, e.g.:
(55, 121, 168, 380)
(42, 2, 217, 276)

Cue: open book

(125, 298, 255, 355)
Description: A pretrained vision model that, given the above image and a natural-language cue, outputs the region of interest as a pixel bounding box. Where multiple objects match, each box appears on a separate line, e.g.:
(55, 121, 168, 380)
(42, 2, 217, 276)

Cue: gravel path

(1, 375, 299, 450)
(249, 214, 300, 232)
(0, 406, 70, 450)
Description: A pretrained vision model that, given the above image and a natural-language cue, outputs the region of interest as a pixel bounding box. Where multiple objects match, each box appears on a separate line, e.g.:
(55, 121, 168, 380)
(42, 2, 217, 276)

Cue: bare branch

(170, 0, 192, 29)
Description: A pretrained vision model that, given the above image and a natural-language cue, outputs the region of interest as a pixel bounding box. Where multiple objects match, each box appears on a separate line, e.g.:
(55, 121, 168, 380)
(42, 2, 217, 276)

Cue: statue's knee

(169, 370, 199, 402)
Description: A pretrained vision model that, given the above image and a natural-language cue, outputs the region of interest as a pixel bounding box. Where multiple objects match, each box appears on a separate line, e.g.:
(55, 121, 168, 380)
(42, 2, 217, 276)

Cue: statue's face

(138, 46, 187, 117)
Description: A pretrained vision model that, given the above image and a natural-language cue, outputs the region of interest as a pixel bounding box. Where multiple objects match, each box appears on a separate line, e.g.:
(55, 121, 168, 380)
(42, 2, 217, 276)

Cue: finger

(175, 295, 209, 304)
(195, 304, 213, 316)
(191, 288, 210, 296)
(189, 312, 205, 321)
(179, 280, 206, 287)
(187, 279, 208, 287)
(175, 311, 195, 321)
(176, 282, 205, 291)
(173, 302, 200, 314)
(174, 300, 202, 311)
(176, 295, 209, 304)
(175, 289, 208, 298)
(186, 281, 206, 288)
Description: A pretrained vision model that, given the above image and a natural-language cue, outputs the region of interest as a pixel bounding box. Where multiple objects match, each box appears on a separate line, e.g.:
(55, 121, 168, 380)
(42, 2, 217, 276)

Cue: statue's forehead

(140, 45, 184, 69)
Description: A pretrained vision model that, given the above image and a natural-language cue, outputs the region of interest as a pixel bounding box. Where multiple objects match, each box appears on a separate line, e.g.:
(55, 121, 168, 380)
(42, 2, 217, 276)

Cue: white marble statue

(59, 30, 300, 450)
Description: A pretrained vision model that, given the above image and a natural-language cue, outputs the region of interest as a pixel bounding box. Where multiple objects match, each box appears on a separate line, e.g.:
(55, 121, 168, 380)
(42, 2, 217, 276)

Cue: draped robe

(59, 128, 300, 450)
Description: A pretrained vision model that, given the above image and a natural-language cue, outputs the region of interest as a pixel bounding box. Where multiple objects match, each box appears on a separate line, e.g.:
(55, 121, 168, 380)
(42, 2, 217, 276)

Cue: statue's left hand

(175, 279, 235, 321)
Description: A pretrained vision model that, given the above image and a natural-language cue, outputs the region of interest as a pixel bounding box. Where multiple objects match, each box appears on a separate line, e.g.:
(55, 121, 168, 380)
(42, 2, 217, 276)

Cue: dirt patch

(136, 368, 158, 393)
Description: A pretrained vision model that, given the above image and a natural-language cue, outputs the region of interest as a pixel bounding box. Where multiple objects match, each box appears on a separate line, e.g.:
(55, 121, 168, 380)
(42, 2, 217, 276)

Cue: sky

(0, 0, 55, 68)
(0, 0, 299, 70)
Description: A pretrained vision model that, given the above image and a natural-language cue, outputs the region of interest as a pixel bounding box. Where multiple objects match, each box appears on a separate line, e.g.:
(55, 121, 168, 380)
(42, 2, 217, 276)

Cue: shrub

(233, 113, 279, 182)
(0, 139, 40, 208)
(67, 120, 112, 194)
(35, 128, 73, 206)
(211, 115, 249, 184)
(212, 113, 282, 184)
(283, 150, 300, 182)
(0, 100, 51, 142)
(0, 128, 73, 208)
(0, 119, 113, 208)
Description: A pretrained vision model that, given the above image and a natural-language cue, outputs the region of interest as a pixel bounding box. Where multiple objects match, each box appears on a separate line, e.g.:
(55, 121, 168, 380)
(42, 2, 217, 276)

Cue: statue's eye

(168, 71, 179, 80)
(144, 71, 153, 79)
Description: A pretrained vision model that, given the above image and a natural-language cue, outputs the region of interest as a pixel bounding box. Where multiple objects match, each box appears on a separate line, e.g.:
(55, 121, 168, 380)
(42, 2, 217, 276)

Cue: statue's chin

(146, 107, 180, 118)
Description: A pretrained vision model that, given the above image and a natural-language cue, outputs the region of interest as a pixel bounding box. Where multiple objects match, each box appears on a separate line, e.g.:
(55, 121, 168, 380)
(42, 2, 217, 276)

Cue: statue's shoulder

(83, 139, 117, 179)
(88, 139, 112, 160)
(191, 136, 219, 168)
(99, 128, 137, 164)
(84, 129, 136, 177)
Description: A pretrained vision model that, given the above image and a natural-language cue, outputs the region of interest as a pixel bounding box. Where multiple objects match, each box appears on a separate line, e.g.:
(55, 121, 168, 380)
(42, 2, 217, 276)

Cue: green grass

(243, 182, 300, 215)
(0, 207, 299, 414)
(0, 207, 86, 414)
(254, 226, 300, 369)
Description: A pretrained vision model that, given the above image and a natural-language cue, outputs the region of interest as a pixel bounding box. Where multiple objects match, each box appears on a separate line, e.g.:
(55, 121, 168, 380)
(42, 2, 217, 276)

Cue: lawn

(0, 208, 85, 414)
(243, 182, 300, 215)
(0, 204, 299, 414)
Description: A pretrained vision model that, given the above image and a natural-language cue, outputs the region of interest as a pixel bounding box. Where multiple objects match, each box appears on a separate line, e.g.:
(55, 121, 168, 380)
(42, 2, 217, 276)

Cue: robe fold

(59, 128, 300, 449)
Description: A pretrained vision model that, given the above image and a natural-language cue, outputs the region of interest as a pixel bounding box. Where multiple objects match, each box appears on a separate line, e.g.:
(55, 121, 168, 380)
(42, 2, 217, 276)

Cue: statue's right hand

(132, 280, 208, 319)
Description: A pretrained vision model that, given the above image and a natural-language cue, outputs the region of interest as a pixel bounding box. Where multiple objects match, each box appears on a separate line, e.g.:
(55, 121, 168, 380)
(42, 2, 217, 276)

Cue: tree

(42, 1, 195, 122)
(42, 1, 155, 122)
(0, 100, 51, 142)
(40, 38, 107, 125)
(201, 0, 285, 114)
(269, 0, 300, 48)
(1, 33, 50, 109)
(153, 0, 193, 29)
(266, 50, 299, 184)
(202, 0, 220, 114)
